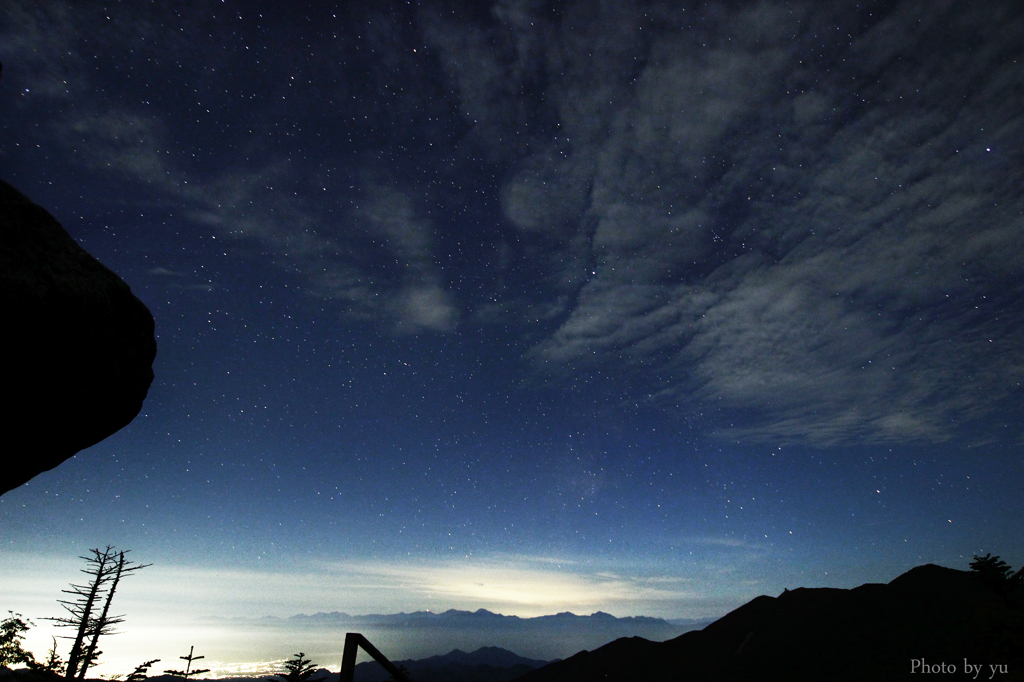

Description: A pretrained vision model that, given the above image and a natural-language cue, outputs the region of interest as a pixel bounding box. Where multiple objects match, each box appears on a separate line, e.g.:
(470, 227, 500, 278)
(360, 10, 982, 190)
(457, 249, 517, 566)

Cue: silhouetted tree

(126, 659, 161, 681)
(280, 653, 317, 682)
(0, 612, 34, 667)
(28, 637, 67, 675)
(970, 553, 1024, 594)
(164, 646, 210, 680)
(47, 547, 150, 680)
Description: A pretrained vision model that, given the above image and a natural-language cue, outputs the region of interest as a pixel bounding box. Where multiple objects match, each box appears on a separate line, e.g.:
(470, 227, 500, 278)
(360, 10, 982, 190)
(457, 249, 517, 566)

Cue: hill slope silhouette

(353, 646, 550, 682)
(514, 564, 1022, 682)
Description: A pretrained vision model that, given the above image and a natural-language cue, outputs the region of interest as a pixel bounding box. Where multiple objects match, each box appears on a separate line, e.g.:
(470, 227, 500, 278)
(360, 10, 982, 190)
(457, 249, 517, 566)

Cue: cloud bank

(3, 0, 1021, 443)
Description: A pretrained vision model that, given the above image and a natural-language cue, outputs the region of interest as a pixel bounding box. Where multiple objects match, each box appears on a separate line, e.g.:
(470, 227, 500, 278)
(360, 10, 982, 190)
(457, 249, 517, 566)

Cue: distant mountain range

(206, 608, 697, 662)
(247, 608, 684, 634)
(513, 564, 1024, 682)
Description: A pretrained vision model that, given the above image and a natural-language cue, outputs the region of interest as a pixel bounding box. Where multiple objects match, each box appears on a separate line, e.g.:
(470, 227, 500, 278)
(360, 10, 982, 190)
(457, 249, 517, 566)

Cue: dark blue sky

(2, 0, 1023, 670)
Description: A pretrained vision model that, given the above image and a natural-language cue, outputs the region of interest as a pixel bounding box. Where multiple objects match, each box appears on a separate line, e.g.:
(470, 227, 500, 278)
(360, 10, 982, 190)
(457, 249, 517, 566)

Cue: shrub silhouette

(0, 612, 34, 667)
(970, 553, 1024, 594)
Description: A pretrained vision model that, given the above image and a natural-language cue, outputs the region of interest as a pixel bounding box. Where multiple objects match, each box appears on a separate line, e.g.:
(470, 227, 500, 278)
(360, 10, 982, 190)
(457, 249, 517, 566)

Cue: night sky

(2, 0, 1023, 671)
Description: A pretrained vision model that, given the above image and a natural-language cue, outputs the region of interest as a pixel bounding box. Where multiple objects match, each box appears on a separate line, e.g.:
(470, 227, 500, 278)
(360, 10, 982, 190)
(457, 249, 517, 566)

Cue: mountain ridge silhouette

(513, 564, 1023, 682)
(350, 646, 550, 682)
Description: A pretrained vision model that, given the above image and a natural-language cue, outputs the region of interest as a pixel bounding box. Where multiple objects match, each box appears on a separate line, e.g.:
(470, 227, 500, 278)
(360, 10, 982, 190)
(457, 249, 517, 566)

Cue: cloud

(2, 2, 459, 334)
(493, 0, 1024, 443)
(149, 267, 185, 277)
(0, 4, 98, 100)
(355, 184, 459, 332)
(42, 109, 454, 332)
(5, 0, 1021, 442)
(684, 536, 758, 549)
(392, 285, 458, 333)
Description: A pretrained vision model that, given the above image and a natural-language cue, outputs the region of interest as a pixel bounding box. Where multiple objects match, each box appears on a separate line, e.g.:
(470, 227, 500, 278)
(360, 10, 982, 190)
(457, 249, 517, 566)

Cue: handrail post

(339, 633, 360, 682)
(338, 632, 409, 682)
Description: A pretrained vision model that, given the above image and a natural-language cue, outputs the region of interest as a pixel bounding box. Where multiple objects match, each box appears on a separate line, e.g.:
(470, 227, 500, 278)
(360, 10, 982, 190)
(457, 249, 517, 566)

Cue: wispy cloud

(485, 1, 1024, 443)
(3, 4, 458, 334)
(355, 184, 459, 332)
(5, 0, 1021, 443)
(45, 108, 457, 331)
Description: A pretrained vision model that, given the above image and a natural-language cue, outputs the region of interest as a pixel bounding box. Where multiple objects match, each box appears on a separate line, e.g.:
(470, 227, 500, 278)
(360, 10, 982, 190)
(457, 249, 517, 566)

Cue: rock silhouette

(514, 564, 1023, 682)
(0, 179, 156, 495)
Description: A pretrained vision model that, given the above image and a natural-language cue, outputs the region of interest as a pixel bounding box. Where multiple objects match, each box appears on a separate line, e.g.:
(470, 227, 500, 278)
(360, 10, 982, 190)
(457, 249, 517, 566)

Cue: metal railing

(338, 632, 410, 682)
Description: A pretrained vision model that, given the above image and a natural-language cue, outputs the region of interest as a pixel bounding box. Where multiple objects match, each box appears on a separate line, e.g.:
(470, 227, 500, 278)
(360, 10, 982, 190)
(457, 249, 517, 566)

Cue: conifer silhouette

(281, 653, 317, 682)
(164, 646, 210, 679)
(47, 546, 150, 679)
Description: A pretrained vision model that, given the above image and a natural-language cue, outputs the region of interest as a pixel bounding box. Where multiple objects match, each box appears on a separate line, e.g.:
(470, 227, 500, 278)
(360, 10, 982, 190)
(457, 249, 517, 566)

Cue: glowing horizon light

(1, 548, 754, 674)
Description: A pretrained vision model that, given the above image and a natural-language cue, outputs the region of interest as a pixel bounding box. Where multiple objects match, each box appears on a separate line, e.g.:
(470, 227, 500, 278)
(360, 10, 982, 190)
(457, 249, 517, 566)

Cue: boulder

(0, 178, 156, 495)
